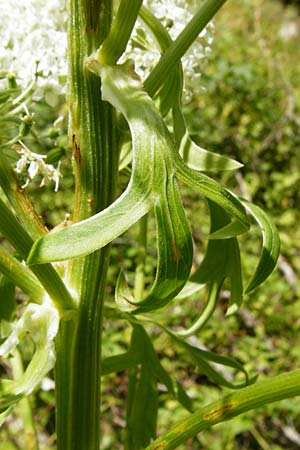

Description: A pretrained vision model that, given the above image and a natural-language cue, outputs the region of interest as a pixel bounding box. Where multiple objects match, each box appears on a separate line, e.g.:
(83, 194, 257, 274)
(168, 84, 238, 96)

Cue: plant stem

(54, 0, 118, 448)
(146, 370, 300, 450)
(0, 198, 74, 313)
(97, 0, 143, 65)
(144, 0, 228, 97)
(0, 150, 46, 240)
(0, 246, 44, 303)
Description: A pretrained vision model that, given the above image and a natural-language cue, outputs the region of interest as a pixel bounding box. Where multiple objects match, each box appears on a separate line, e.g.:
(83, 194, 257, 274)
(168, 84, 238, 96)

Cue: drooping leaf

(116, 174, 193, 314)
(242, 200, 280, 294)
(175, 161, 250, 237)
(177, 200, 243, 336)
(179, 131, 243, 172)
(164, 326, 254, 389)
(174, 281, 205, 300)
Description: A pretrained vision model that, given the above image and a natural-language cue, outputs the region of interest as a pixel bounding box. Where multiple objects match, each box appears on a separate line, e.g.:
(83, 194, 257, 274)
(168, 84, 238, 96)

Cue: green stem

(0, 150, 46, 240)
(0, 246, 44, 302)
(0, 198, 74, 313)
(54, 0, 118, 448)
(177, 281, 221, 337)
(146, 370, 300, 450)
(144, 0, 228, 97)
(98, 0, 143, 65)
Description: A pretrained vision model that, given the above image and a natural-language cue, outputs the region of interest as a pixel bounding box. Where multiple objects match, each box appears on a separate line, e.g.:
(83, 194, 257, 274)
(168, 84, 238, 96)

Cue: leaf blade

(242, 200, 280, 294)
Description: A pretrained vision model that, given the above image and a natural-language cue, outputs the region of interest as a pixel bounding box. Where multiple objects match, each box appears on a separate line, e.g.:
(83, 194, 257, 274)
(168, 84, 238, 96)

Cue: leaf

(125, 364, 158, 450)
(177, 200, 243, 335)
(0, 301, 59, 418)
(175, 160, 250, 236)
(101, 352, 139, 376)
(174, 281, 205, 300)
(125, 325, 159, 450)
(175, 381, 194, 413)
(242, 200, 280, 294)
(115, 269, 137, 312)
(177, 281, 221, 337)
(28, 175, 155, 264)
(180, 131, 243, 172)
(165, 328, 254, 389)
(117, 174, 193, 314)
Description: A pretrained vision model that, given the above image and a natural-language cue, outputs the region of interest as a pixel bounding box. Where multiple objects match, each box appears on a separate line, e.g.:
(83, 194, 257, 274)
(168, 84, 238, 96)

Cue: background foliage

(1, 0, 300, 448)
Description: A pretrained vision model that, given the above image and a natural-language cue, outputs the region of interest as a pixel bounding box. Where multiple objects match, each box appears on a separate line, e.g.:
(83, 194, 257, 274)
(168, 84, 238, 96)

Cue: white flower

(1, 0, 213, 101)
(15, 141, 61, 191)
(0, 0, 67, 88)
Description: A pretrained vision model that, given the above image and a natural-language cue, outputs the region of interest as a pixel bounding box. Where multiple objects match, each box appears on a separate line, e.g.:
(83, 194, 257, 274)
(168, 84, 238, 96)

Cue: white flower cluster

(124, 0, 214, 102)
(0, 0, 67, 88)
(0, 0, 213, 98)
(15, 142, 61, 192)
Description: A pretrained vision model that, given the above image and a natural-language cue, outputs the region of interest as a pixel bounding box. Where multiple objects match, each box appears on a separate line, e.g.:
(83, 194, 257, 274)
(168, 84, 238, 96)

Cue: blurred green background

(1, 0, 300, 448)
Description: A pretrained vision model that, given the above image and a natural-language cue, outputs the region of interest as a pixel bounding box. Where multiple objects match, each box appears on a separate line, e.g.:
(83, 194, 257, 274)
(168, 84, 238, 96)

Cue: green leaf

(175, 381, 194, 413)
(175, 161, 250, 236)
(177, 200, 243, 335)
(136, 316, 253, 391)
(119, 175, 193, 314)
(0, 301, 59, 419)
(115, 269, 136, 312)
(174, 281, 205, 300)
(125, 325, 158, 450)
(165, 328, 253, 390)
(179, 132, 243, 172)
(242, 200, 280, 294)
(101, 352, 139, 376)
(126, 364, 158, 450)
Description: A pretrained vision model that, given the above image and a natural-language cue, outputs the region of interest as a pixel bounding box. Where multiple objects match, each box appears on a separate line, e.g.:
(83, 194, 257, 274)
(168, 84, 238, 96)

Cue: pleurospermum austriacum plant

(0, 1, 300, 449)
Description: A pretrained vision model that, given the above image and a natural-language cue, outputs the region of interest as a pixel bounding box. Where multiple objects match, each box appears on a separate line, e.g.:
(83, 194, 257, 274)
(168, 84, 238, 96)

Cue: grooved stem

(54, 0, 118, 448)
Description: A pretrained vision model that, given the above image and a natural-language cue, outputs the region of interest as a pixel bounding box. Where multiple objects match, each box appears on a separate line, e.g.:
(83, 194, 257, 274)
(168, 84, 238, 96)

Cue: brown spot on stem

(151, 443, 168, 450)
(72, 134, 81, 164)
(204, 402, 235, 420)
